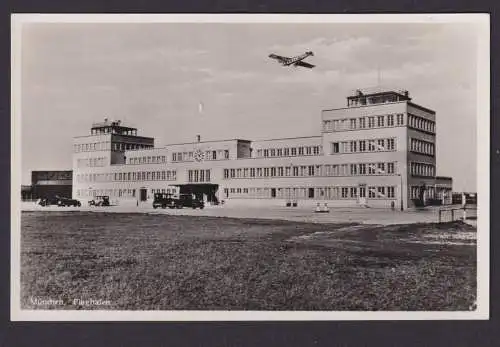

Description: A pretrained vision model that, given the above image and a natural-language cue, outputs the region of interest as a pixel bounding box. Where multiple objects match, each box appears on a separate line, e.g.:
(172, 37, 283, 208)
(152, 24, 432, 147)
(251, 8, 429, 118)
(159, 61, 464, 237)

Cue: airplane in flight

(268, 51, 315, 69)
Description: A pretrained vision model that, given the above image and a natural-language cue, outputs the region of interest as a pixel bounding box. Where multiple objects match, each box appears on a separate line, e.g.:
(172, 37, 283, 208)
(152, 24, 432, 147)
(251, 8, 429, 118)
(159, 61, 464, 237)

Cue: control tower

(72, 118, 154, 199)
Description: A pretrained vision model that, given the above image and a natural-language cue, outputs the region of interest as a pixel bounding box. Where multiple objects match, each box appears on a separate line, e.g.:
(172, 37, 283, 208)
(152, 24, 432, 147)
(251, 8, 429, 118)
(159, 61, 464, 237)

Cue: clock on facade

(194, 148, 205, 162)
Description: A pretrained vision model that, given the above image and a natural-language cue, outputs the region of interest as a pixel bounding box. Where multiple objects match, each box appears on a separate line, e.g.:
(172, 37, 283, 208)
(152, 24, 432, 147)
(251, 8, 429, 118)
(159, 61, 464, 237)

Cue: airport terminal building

(72, 88, 453, 209)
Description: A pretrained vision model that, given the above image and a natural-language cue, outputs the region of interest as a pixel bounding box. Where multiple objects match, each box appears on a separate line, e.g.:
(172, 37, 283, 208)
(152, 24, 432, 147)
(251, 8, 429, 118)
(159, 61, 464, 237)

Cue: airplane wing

(294, 60, 315, 69)
(268, 54, 290, 63)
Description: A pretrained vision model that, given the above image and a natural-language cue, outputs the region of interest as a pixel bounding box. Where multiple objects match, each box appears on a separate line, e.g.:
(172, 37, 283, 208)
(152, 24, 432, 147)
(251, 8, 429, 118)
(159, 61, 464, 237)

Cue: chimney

(196, 135, 201, 143)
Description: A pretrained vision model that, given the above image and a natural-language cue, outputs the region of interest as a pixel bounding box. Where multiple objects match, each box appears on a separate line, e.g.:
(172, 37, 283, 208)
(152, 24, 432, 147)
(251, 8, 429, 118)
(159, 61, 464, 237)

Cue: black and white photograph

(11, 14, 489, 320)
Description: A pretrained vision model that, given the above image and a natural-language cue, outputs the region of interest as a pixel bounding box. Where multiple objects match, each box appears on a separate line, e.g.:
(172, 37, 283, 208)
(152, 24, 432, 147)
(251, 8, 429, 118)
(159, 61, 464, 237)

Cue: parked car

(57, 197, 82, 207)
(152, 193, 174, 209)
(88, 195, 110, 207)
(39, 196, 81, 207)
(167, 194, 204, 209)
(38, 196, 61, 207)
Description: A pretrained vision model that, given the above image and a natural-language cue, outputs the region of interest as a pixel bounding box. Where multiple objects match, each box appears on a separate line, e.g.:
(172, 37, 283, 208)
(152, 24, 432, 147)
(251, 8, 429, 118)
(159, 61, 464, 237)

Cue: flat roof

(322, 100, 435, 115)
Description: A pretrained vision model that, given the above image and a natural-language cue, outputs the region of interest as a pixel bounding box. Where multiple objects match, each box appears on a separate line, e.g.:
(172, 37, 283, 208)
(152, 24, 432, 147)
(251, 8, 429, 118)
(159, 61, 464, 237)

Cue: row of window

(74, 142, 152, 153)
(408, 113, 435, 134)
(172, 150, 230, 162)
(76, 157, 107, 168)
(322, 113, 405, 133)
(76, 170, 177, 183)
(255, 145, 321, 158)
(410, 186, 439, 199)
(128, 155, 167, 165)
(76, 187, 180, 198)
(187, 169, 212, 183)
(410, 162, 436, 177)
(410, 138, 435, 156)
(331, 137, 396, 154)
(223, 162, 397, 179)
(223, 186, 396, 199)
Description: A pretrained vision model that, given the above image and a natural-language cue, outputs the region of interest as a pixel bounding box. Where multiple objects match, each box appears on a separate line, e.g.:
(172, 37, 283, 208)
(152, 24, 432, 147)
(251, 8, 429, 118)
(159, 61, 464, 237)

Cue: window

(368, 117, 375, 128)
(291, 147, 297, 156)
(264, 168, 269, 177)
(306, 147, 312, 155)
(377, 187, 386, 197)
(332, 165, 339, 176)
(230, 169, 235, 178)
(308, 188, 315, 198)
(270, 149, 276, 157)
(277, 149, 283, 157)
(350, 164, 358, 175)
(293, 166, 299, 176)
(359, 140, 366, 152)
(308, 166, 315, 176)
(313, 146, 320, 155)
(387, 162, 395, 174)
(332, 142, 339, 154)
(264, 149, 269, 157)
(387, 138, 395, 151)
(377, 162, 385, 174)
(284, 148, 290, 156)
(350, 187, 357, 198)
(368, 187, 376, 198)
(387, 186, 395, 198)
(270, 167, 276, 177)
(377, 115, 385, 127)
(350, 118, 357, 129)
(350, 141, 357, 153)
(341, 164, 348, 176)
(278, 167, 284, 176)
(368, 140, 375, 152)
(397, 113, 404, 125)
(341, 142, 349, 153)
(257, 168, 263, 177)
(224, 150, 229, 159)
(368, 164, 375, 175)
(298, 147, 304, 155)
(377, 139, 385, 151)
(250, 168, 256, 177)
(359, 187, 366, 198)
(359, 117, 366, 129)
(359, 163, 366, 175)
(341, 187, 348, 198)
(387, 114, 394, 126)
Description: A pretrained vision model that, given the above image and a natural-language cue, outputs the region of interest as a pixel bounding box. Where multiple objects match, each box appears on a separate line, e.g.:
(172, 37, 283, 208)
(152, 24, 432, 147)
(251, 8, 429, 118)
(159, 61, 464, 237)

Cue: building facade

(30, 170, 73, 199)
(72, 88, 453, 209)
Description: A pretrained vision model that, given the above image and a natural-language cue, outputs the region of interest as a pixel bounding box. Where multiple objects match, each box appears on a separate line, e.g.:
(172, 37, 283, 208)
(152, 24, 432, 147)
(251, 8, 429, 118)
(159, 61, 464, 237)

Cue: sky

(19, 21, 479, 190)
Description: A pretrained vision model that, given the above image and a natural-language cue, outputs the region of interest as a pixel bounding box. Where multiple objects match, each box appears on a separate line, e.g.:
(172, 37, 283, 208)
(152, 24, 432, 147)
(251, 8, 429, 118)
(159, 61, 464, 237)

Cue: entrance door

(140, 188, 147, 201)
(271, 188, 276, 198)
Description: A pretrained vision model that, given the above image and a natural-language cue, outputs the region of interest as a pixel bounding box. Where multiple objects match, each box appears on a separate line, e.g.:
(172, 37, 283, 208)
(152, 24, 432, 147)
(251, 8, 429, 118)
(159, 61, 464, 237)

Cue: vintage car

(152, 193, 174, 209)
(39, 196, 81, 207)
(167, 194, 205, 209)
(88, 195, 110, 207)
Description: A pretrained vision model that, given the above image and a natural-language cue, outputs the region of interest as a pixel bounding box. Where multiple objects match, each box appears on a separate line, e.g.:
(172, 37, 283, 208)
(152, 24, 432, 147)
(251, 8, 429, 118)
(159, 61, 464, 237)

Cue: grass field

(20, 211, 476, 311)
